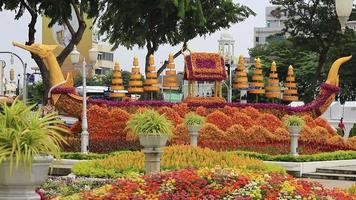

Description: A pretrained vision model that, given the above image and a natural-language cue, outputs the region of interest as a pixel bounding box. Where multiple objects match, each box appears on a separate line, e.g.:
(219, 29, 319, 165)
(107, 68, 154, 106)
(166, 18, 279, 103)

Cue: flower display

(184, 52, 226, 81)
(66, 102, 356, 154)
(80, 168, 355, 200)
(51, 82, 340, 120)
(158, 106, 182, 126)
(195, 106, 208, 116)
(72, 146, 272, 179)
(206, 110, 233, 131)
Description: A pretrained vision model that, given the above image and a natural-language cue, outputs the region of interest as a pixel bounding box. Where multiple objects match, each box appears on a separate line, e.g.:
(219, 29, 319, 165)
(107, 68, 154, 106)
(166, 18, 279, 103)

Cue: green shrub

(349, 124, 356, 138)
(126, 109, 173, 136)
(236, 150, 356, 162)
(184, 112, 205, 126)
(284, 115, 305, 127)
(60, 152, 108, 160)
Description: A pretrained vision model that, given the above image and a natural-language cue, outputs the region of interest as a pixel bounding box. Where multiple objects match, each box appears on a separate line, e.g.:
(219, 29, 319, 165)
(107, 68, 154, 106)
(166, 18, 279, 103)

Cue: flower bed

(38, 176, 113, 199)
(78, 168, 355, 199)
(65, 103, 356, 154)
(72, 146, 284, 179)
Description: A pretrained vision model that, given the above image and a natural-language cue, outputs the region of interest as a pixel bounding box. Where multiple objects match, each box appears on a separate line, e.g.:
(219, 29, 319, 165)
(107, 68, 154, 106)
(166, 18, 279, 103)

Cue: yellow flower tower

(163, 53, 178, 89)
(144, 55, 160, 93)
(283, 65, 299, 101)
(110, 62, 125, 99)
(163, 53, 179, 102)
(249, 58, 265, 102)
(266, 61, 281, 101)
(233, 55, 249, 103)
(128, 56, 144, 94)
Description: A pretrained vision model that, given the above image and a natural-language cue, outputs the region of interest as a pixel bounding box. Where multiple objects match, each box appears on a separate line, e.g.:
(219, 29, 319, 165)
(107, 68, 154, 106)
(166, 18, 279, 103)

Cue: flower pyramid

(283, 65, 298, 101)
(266, 61, 281, 99)
(163, 53, 179, 89)
(109, 62, 125, 98)
(249, 58, 265, 95)
(128, 56, 144, 94)
(144, 54, 159, 92)
(233, 55, 249, 90)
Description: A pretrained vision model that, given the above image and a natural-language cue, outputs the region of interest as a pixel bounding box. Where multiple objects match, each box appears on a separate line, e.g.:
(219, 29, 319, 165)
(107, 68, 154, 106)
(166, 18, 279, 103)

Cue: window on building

(255, 37, 260, 43)
(98, 52, 114, 61)
(95, 68, 102, 75)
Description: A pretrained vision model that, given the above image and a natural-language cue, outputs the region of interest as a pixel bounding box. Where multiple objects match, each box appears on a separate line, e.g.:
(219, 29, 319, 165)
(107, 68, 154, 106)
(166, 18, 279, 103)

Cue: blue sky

(0, 0, 271, 82)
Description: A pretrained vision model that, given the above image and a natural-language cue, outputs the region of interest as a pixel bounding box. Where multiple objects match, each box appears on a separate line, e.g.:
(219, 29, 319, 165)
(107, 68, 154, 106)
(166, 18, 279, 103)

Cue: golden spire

(283, 65, 298, 101)
(144, 54, 159, 92)
(249, 57, 265, 95)
(266, 61, 281, 99)
(233, 55, 249, 90)
(163, 53, 179, 90)
(128, 56, 144, 94)
(110, 62, 125, 98)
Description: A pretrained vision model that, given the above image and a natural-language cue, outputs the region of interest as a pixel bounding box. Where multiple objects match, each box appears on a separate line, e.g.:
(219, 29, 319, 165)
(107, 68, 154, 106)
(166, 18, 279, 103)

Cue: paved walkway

(300, 178, 355, 189)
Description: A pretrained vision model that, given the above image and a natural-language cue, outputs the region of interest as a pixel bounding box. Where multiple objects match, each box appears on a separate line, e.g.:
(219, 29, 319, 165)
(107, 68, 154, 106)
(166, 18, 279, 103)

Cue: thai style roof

(184, 52, 227, 81)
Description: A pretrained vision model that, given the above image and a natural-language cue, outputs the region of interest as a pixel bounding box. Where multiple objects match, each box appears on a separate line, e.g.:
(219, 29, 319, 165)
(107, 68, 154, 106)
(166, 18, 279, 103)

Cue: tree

(98, 0, 254, 74)
(27, 81, 44, 105)
(249, 36, 318, 102)
(0, 0, 99, 102)
(326, 29, 356, 101)
(74, 70, 132, 89)
(270, 0, 343, 92)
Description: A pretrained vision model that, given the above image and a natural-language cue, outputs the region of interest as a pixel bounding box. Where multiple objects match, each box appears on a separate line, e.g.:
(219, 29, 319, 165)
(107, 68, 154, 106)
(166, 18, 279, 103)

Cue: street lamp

(335, 0, 354, 32)
(70, 45, 99, 154)
(0, 60, 5, 96)
(0, 51, 27, 102)
(218, 32, 235, 103)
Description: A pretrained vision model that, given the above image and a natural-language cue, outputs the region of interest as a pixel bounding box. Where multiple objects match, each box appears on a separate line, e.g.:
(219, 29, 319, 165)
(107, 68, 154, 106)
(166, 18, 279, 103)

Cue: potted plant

(127, 109, 172, 174)
(184, 112, 205, 147)
(0, 99, 66, 200)
(284, 115, 305, 156)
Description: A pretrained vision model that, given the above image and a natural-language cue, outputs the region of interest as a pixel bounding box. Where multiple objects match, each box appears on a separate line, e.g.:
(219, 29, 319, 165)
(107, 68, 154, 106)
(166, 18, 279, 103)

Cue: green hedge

(350, 124, 356, 138)
(235, 150, 356, 162)
(61, 150, 356, 162)
(60, 151, 133, 160)
(60, 152, 108, 160)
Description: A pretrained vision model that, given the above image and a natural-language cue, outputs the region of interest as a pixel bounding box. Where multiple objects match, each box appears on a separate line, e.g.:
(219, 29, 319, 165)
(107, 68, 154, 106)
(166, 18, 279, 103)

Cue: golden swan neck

(13, 42, 66, 87)
(325, 56, 352, 86)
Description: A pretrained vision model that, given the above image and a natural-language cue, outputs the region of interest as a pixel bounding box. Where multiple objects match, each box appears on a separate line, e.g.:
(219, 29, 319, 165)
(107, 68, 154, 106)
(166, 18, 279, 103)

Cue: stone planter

(139, 135, 168, 149)
(139, 135, 168, 174)
(187, 125, 201, 147)
(288, 126, 301, 156)
(0, 155, 53, 200)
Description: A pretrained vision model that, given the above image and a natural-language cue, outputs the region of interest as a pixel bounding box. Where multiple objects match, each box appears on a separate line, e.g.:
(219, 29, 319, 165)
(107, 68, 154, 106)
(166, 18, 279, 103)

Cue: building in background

(254, 6, 288, 46)
(93, 42, 114, 75)
(42, 10, 114, 78)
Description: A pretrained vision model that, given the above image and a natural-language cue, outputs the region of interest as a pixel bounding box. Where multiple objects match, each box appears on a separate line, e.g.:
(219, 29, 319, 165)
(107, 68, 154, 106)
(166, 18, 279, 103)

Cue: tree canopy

(270, 0, 343, 91)
(249, 36, 318, 102)
(98, 0, 255, 73)
(0, 0, 99, 101)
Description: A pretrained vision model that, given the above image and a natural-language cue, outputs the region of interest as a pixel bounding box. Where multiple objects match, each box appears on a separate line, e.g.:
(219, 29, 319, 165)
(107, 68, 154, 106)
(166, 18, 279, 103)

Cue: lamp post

(218, 32, 235, 103)
(70, 45, 99, 154)
(0, 51, 27, 102)
(335, 0, 354, 32)
(0, 60, 5, 96)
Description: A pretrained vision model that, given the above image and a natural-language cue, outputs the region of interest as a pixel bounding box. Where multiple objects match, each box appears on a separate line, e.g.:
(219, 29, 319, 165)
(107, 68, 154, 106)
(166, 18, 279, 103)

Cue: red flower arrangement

(206, 110, 233, 131)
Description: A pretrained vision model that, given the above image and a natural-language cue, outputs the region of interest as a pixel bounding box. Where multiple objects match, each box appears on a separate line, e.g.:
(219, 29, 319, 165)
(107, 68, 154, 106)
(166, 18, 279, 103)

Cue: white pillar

(0, 61, 4, 96)
(81, 59, 89, 153)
